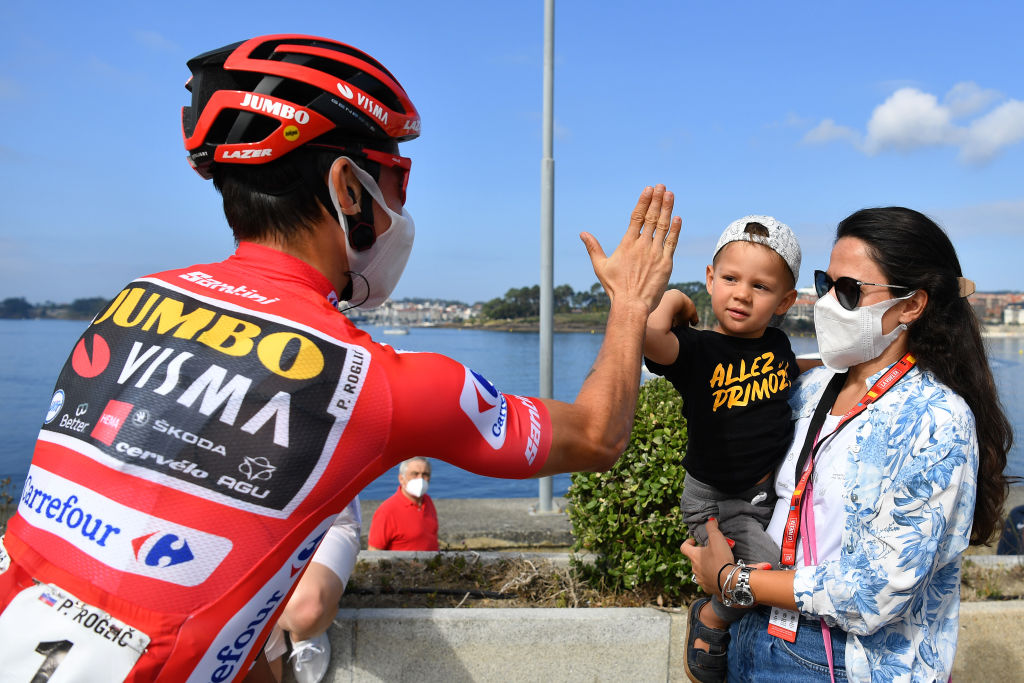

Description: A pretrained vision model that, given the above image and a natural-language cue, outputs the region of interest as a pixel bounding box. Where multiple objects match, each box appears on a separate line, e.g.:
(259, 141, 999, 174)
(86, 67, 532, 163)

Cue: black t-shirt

(644, 326, 798, 494)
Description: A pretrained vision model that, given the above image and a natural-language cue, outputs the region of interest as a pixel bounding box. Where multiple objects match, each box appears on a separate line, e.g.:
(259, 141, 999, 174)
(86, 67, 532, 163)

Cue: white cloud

(802, 81, 1023, 164)
(802, 118, 860, 146)
(863, 88, 959, 154)
(944, 81, 1002, 119)
(961, 100, 1024, 163)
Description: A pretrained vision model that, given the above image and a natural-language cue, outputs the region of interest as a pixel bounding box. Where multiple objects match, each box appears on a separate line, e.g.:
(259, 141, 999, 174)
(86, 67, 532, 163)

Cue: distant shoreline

(6, 317, 1024, 339)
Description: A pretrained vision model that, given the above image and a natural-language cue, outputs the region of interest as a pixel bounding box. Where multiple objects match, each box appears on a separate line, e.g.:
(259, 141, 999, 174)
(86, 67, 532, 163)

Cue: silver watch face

(733, 586, 755, 607)
(734, 569, 755, 606)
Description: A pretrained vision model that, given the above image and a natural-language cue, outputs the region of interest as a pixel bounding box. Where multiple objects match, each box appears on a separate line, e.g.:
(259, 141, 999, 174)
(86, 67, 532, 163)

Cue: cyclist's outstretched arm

(536, 184, 680, 476)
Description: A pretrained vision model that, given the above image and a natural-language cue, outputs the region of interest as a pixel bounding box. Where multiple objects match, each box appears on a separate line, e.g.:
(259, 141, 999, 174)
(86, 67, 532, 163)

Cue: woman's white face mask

(329, 157, 415, 309)
(813, 290, 915, 372)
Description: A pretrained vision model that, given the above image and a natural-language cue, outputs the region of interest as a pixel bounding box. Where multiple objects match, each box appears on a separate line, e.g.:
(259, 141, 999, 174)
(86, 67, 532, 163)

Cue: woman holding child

(682, 207, 1012, 682)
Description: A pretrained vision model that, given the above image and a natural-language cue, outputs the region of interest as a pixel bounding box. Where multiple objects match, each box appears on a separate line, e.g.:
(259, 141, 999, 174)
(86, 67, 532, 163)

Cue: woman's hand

(680, 517, 737, 597)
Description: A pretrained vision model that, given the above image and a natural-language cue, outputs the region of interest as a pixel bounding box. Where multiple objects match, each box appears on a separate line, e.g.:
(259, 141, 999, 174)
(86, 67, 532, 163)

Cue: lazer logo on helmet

(221, 149, 272, 160)
(238, 93, 310, 124)
(458, 367, 507, 449)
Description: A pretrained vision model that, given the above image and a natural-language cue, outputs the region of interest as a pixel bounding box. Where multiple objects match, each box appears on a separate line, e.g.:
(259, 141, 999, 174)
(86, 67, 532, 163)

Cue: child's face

(705, 241, 797, 338)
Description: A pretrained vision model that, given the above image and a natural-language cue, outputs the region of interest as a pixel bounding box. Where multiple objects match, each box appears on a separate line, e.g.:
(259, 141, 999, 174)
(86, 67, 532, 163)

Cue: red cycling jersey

(0, 242, 551, 682)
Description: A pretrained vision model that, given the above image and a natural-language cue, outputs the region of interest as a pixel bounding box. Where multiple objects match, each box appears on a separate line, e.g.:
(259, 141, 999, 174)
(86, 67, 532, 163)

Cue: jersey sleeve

(373, 347, 552, 479)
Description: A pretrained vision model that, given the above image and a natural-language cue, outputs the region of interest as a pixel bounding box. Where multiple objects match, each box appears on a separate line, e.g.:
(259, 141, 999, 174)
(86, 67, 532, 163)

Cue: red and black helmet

(182, 34, 420, 179)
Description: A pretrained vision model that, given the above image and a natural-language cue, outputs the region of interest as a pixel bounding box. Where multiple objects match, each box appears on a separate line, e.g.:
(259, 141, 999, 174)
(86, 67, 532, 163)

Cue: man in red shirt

(368, 458, 438, 551)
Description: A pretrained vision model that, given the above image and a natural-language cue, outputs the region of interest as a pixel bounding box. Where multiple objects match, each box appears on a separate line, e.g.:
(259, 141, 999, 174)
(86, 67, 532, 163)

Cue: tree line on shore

(0, 296, 109, 320)
(1, 285, 814, 334)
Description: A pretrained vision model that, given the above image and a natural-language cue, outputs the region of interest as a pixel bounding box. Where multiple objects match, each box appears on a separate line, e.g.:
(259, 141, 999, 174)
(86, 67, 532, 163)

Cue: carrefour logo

(19, 465, 232, 587)
(458, 367, 507, 449)
(132, 532, 194, 568)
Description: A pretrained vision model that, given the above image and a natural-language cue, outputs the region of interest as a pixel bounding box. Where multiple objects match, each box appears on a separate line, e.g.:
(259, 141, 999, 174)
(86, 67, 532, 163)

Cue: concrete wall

(285, 601, 1024, 682)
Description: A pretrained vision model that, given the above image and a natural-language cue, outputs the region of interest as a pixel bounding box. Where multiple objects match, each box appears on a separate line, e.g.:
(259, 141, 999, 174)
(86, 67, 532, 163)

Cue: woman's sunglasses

(814, 270, 913, 311)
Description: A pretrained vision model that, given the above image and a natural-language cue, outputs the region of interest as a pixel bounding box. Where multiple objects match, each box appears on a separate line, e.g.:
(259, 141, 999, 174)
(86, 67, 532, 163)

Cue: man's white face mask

(404, 476, 428, 498)
(329, 156, 415, 309)
(813, 290, 915, 372)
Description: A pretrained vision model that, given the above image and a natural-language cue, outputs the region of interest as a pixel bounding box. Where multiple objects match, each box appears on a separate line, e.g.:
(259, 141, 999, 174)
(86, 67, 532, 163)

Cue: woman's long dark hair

(836, 207, 1014, 545)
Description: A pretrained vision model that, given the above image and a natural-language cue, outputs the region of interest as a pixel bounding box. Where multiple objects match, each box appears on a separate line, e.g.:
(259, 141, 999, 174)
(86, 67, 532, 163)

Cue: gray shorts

(680, 473, 780, 623)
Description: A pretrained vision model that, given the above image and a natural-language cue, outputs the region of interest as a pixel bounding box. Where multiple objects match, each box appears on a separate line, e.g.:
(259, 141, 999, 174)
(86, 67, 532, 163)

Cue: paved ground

(359, 496, 574, 549)
(359, 486, 1024, 551)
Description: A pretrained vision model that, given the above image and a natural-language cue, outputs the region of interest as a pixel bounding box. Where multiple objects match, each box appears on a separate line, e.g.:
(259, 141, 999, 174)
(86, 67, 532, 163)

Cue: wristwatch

(731, 565, 756, 607)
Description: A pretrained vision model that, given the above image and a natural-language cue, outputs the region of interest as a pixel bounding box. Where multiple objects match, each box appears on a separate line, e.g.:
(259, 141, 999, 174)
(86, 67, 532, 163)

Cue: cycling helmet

(182, 34, 420, 179)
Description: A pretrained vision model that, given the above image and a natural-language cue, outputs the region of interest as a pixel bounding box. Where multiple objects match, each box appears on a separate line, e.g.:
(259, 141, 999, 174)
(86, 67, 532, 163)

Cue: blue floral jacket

(790, 364, 978, 683)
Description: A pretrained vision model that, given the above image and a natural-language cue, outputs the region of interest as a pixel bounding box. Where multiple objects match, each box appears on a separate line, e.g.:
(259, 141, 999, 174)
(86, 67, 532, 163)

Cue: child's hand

(660, 289, 699, 328)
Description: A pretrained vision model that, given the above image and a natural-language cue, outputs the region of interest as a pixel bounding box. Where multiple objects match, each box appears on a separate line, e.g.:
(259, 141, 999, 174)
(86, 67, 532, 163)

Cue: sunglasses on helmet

(814, 270, 914, 311)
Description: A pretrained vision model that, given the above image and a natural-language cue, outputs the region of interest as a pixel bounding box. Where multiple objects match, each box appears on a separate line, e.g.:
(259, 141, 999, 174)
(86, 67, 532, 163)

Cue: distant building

(1004, 303, 1024, 325)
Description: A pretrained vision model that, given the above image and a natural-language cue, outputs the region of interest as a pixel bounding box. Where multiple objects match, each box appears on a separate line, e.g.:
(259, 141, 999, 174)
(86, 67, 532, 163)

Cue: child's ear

(775, 288, 798, 315)
(705, 264, 714, 296)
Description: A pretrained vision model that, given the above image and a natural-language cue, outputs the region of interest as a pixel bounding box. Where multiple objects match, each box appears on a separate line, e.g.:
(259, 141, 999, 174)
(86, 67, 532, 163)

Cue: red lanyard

(780, 353, 917, 567)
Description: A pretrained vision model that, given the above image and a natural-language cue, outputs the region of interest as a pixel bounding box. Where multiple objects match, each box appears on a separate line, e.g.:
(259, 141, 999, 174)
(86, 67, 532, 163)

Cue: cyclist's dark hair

(836, 206, 1014, 544)
(211, 147, 338, 242)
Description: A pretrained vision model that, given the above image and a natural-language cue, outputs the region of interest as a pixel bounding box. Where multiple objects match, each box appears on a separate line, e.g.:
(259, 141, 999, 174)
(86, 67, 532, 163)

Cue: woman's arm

(681, 517, 797, 610)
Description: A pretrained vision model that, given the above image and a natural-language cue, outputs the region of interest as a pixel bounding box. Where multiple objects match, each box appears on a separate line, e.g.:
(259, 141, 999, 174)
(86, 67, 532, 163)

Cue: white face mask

(403, 477, 428, 498)
(814, 291, 915, 372)
(329, 156, 415, 308)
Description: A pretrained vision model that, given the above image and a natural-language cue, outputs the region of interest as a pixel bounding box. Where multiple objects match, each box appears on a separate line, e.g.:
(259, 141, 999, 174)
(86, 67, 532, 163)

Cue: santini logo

(458, 367, 507, 449)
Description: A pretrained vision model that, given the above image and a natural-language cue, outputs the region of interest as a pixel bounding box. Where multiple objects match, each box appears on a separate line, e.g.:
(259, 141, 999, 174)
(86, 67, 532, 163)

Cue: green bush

(567, 378, 698, 602)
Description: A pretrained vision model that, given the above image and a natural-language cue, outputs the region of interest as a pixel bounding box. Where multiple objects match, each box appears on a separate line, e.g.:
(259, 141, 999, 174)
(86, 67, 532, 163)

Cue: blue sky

(2, 1, 1022, 305)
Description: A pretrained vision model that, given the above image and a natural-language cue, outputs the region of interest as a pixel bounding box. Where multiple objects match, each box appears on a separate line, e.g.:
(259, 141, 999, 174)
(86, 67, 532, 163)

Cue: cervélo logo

(458, 367, 507, 449)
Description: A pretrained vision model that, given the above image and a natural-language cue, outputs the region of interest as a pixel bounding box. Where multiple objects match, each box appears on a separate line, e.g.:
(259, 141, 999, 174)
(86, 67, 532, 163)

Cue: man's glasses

(309, 143, 412, 204)
(360, 147, 412, 205)
(814, 270, 913, 311)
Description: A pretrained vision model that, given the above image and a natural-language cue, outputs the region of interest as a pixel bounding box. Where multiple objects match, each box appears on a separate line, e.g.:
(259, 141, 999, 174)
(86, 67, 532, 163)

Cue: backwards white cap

(714, 215, 801, 283)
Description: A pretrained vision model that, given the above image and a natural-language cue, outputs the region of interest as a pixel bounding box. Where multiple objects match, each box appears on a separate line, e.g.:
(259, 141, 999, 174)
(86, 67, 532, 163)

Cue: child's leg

(710, 477, 781, 624)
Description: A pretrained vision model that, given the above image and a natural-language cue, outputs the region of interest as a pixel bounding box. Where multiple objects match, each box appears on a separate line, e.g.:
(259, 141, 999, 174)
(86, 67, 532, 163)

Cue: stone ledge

(283, 600, 1024, 682)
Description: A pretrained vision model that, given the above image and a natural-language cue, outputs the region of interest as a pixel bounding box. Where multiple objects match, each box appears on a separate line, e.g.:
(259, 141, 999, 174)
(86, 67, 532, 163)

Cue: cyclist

(0, 34, 679, 682)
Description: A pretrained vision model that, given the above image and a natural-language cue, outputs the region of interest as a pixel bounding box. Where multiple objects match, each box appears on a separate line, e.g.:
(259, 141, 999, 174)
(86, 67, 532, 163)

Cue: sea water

(1, 320, 1022, 500)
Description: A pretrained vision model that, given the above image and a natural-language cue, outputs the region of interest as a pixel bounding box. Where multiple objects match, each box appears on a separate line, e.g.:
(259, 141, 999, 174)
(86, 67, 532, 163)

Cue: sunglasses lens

(814, 271, 860, 310)
(834, 278, 860, 311)
(814, 271, 831, 298)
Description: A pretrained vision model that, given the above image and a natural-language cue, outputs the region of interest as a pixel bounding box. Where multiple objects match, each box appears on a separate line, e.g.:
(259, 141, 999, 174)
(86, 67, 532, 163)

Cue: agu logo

(132, 531, 194, 568)
(72, 333, 111, 378)
(458, 367, 507, 449)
